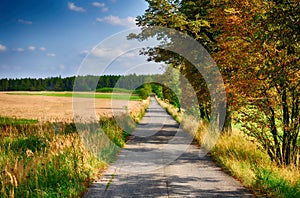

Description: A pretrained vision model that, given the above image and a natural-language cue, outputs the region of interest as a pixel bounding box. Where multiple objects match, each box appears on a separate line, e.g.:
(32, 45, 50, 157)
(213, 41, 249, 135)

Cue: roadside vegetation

(156, 97, 300, 197)
(0, 99, 149, 197)
(132, 0, 299, 197)
(211, 131, 300, 198)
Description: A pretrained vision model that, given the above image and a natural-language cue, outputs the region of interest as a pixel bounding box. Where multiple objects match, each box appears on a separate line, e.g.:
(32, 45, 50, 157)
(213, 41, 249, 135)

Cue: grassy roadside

(0, 99, 149, 197)
(211, 130, 300, 197)
(156, 97, 300, 197)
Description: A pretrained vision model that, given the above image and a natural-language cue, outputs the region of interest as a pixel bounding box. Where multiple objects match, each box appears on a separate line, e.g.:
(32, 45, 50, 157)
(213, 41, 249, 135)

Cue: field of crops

(0, 92, 142, 122)
(0, 91, 149, 197)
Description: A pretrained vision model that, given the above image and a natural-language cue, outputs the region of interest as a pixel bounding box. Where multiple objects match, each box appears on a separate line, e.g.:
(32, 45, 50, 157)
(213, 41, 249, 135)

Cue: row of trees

(0, 74, 160, 91)
(133, 0, 299, 165)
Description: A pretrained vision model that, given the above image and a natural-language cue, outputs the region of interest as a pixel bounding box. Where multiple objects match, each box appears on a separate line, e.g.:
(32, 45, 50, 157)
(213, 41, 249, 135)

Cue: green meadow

(7, 91, 141, 101)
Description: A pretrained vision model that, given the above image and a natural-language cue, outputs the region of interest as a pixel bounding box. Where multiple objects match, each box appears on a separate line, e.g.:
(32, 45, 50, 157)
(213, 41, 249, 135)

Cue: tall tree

(133, 0, 229, 130)
(211, 0, 300, 165)
(134, 0, 299, 165)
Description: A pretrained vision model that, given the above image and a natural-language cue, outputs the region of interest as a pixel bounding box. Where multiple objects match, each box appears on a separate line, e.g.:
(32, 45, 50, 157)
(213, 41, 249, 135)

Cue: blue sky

(0, 0, 164, 78)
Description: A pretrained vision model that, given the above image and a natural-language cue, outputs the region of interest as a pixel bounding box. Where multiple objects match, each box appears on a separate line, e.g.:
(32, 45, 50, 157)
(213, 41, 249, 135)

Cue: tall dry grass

(211, 130, 300, 197)
(0, 99, 149, 198)
(0, 122, 104, 197)
(156, 97, 300, 197)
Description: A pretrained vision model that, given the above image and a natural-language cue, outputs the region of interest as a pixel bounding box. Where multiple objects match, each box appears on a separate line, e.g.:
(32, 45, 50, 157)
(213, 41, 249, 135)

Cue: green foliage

(163, 87, 180, 110)
(137, 84, 152, 100)
(151, 84, 163, 99)
(0, 74, 163, 92)
(96, 87, 134, 93)
(161, 66, 181, 111)
(132, 0, 217, 121)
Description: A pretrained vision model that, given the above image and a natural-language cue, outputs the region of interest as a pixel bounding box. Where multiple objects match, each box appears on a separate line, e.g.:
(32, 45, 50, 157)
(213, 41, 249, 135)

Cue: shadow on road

(84, 96, 253, 198)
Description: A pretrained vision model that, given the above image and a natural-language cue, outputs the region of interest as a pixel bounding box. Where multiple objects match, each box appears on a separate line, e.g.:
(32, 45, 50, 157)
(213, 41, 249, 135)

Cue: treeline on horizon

(0, 74, 160, 91)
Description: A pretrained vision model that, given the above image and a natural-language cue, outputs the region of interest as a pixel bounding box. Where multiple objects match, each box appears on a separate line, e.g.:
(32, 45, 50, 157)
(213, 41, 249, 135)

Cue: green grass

(7, 92, 141, 101)
(0, 116, 38, 126)
(211, 132, 300, 197)
(96, 87, 138, 93)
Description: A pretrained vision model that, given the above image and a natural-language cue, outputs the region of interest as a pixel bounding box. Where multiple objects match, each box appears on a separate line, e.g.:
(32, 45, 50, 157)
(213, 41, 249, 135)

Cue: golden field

(0, 92, 143, 122)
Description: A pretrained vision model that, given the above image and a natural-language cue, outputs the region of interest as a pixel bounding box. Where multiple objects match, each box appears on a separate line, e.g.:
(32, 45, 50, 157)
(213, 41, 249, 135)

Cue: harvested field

(0, 92, 143, 122)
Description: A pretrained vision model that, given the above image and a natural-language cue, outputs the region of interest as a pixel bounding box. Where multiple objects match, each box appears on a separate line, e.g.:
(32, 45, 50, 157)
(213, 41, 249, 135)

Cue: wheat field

(0, 92, 143, 122)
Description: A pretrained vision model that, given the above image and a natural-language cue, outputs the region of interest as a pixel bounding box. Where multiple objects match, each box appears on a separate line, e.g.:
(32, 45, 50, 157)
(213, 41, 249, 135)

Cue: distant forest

(0, 74, 160, 91)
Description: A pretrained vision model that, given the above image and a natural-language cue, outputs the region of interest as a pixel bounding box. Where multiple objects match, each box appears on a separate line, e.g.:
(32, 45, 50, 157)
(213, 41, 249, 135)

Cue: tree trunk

(282, 88, 291, 165)
(221, 102, 232, 134)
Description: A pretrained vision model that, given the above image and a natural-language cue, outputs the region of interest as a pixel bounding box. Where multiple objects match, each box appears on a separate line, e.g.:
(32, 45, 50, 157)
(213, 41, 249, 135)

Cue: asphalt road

(84, 96, 254, 198)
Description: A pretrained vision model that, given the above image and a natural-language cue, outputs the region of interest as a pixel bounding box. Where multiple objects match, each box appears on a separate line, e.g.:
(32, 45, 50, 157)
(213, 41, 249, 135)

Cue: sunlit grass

(0, 123, 102, 197)
(156, 97, 300, 197)
(0, 99, 149, 197)
(211, 130, 300, 197)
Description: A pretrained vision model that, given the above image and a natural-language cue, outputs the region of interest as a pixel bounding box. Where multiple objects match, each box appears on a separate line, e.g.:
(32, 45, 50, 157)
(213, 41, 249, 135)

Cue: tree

(161, 66, 181, 111)
(211, 0, 299, 165)
(244, 0, 299, 165)
(132, 0, 230, 132)
(134, 0, 299, 165)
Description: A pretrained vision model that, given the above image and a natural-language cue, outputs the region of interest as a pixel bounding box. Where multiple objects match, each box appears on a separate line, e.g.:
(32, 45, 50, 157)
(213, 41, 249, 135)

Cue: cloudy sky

(0, 0, 164, 78)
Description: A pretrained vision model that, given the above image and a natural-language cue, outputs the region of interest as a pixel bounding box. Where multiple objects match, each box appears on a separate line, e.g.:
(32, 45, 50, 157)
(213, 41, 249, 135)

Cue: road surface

(84, 96, 253, 198)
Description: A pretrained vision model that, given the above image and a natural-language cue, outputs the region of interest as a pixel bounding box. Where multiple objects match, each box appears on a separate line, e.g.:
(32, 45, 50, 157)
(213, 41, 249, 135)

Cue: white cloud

(80, 50, 90, 57)
(91, 45, 137, 59)
(15, 48, 25, 52)
(101, 7, 109, 12)
(92, 2, 108, 12)
(96, 15, 136, 28)
(40, 47, 46, 51)
(28, 46, 36, 51)
(92, 2, 105, 7)
(68, 2, 86, 12)
(92, 48, 116, 58)
(0, 44, 7, 52)
(18, 19, 33, 25)
(47, 53, 56, 57)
